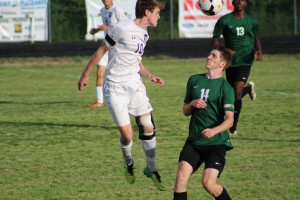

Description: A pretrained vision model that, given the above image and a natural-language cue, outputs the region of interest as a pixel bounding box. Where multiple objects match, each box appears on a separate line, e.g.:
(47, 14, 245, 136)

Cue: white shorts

(103, 80, 153, 127)
(97, 52, 108, 67)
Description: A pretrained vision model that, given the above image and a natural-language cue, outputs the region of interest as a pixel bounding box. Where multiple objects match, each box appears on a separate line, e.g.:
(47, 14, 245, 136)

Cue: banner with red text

(179, 0, 234, 38)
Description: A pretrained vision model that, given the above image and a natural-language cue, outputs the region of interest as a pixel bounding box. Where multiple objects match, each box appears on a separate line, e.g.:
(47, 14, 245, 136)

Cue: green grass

(0, 54, 299, 200)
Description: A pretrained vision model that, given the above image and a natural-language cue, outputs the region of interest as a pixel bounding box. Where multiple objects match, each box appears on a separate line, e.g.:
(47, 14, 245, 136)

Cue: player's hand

(191, 99, 207, 109)
(100, 25, 109, 31)
(78, 74, 89, 91)
(201, 128, 215, 138)
(89, 28, 99, 35)
(227, 48, 235, 56)
(150, 76, 165, 87)
(255, 51, 263, 61)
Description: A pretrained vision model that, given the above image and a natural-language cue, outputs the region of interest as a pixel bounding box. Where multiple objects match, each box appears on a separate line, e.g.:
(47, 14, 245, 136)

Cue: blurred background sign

(85, 0, 137, 41)
(0, 0, 49, 43)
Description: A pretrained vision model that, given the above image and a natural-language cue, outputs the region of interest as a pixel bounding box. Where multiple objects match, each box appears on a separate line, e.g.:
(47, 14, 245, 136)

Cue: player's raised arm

(139, 62, 164, 87)
(255, 36, 263, 61)
(78, 42, 109, 91)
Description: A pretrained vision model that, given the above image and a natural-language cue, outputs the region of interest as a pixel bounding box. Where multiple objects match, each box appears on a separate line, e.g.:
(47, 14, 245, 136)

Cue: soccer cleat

(143, 167, 166, 191)
(124, 162, 135, 184)
(89, 101, 104, 108)
(230, 130, 237, 137)
(248, 81, 256, 101)
(229, 128, 237, 137)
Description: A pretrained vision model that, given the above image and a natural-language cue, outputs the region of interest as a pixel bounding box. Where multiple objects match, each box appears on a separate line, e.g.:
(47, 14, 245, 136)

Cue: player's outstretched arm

(90, 25, 109, 35)
(139, 62, 164, 87)
(78, 43, 109, 91)
(254, 37, 263, 61)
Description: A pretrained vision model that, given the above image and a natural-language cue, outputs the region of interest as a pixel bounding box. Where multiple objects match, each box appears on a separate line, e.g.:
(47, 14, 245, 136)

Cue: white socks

(96, 86, 103, 103)
(141, 137, 156, 172)
(120, 137, 157, 171)
(121, 140, 133, 165)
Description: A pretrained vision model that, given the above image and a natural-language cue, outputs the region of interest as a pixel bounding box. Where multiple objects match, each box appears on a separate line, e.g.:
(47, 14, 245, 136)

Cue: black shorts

(178, 141, 226, 176)
(226, 66, 251, 87)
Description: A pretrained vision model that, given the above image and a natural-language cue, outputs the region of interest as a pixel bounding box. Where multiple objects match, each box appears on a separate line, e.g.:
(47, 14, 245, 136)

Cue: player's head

(102, 0, 113, 7)
(214, 44, 232, 70)
(232, 0, 248, 11)
(206, 44, 232, 71)
(135, 0, 165, 25)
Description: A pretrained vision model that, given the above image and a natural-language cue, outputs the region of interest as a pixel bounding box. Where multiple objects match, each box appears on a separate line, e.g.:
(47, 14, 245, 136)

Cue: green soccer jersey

(184, 74, 235, 150)
(213, 13, 259, 67)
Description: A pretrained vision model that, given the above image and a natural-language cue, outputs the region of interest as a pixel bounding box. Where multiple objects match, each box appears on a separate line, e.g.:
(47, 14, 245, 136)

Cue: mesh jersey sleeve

(223, 84, 235, 112)
(213, 17, 225, 37)
(184, 76, 194, 104)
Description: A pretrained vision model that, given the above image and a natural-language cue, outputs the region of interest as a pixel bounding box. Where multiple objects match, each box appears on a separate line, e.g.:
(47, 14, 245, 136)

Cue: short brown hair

(213, 44, 232, 69)
(135, 0, 165, 18)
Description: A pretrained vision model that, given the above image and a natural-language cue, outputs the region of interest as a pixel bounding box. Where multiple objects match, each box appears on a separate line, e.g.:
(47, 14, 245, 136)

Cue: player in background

(173, 44, 234, 200)
(78, 0, 166, 191)
(88, 0, 127, 108)
(212, 0, 263, 136)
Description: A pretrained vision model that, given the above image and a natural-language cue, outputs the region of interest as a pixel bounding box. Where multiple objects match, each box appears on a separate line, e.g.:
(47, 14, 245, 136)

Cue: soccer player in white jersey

(78, 0, 166, 191)
(88, 0, 127, 108)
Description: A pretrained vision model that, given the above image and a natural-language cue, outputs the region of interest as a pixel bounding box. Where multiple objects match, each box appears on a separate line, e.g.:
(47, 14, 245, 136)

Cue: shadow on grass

(1, 121, 115, 130)
(232, 137, 300, 143)
(0, 101, 75, 105)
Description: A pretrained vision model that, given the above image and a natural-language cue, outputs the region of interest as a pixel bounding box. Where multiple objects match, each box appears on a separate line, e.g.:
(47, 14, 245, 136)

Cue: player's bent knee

(135, 113, 156, 140)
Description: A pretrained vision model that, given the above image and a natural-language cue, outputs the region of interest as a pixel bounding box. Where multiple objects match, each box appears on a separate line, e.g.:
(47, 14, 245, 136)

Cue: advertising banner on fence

(179, 0, 234, 38)
(85, 0, 136, 41)
(0, 0, 49, 42)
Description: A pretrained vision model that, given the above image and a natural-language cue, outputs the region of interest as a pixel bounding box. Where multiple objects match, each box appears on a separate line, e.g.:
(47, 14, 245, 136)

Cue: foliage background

(50, 0, 300, 42)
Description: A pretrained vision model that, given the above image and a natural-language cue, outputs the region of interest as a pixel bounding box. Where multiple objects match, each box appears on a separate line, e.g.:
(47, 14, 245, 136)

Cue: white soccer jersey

(98, 5, 126, 67)
(100, 5, 127, 35)
(104, 20, 149, 83)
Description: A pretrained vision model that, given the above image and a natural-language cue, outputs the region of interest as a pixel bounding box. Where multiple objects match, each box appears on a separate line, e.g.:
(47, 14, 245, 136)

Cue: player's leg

(118, 124, 135, 184)
(89, 53, 108, 108)
(242, 81, 256, 100)
(202, 146, 231, 200)
(241, 67, 256, 100)
(103, 81, 135, 183)
(226, 66, 251, 135)
(136, 113, 156, 171)
(135, 112, 165, 190)
(119, 124, 134, 165)
(96, 65, 106, 102)
(129, 81, 165, 190)
(231, 80, 245, 134)
(202, 169, 231, 200)
(173, 161, 193, 200)
(174, 142, 202, 200)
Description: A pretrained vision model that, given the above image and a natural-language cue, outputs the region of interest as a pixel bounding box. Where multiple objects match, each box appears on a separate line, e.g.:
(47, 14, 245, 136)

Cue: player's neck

(233, 10, 245, 19)
(105, 4, 113, 9)
(206, 71, 222, 79)
(134, 18, 148, 29)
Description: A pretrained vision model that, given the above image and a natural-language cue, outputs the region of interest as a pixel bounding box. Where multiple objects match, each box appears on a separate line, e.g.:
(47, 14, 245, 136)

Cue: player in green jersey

(212, 0, 263, 136)
(173, 44, 234, 200)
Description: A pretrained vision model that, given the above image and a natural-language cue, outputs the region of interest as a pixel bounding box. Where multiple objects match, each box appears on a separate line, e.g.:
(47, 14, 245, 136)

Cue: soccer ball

(199, 0, 224, 16)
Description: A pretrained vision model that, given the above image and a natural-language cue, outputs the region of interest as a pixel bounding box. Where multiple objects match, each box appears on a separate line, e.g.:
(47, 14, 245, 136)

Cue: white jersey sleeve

(100, 5, 127, 35)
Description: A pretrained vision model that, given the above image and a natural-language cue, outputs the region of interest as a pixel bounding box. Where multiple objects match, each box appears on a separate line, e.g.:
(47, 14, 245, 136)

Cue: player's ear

(220, 61, 226, 70)
(145, 9, 151, 16)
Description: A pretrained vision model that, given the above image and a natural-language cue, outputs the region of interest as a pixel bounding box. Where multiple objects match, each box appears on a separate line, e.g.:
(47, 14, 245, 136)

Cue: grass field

(0, 54, 299, 200)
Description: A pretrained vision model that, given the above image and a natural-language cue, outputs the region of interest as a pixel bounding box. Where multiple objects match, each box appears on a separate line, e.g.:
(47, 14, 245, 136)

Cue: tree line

(51, 0, 299, 42)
